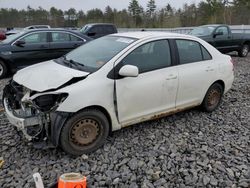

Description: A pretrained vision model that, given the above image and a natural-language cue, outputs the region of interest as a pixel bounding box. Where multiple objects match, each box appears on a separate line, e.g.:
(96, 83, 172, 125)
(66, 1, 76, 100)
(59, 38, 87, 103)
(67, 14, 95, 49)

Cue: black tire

(0, 60, 8, 79)
(60, 109, 109, 155)
(238, 44, 249, 57)
(201, 83, 223, 112)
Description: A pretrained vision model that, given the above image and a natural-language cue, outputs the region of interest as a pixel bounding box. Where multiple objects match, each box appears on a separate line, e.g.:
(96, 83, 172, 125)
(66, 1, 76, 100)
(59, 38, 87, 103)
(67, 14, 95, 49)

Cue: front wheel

(0, 60, 8, 79)
(201, 83, 223, 112)
(60, 109, 110, 155)
(238, 44, 249, 57)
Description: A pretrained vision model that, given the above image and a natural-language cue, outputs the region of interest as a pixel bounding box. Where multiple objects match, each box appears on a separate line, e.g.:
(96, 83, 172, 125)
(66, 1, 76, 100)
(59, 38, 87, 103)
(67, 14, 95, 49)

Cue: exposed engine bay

(3, 80, 68, 146)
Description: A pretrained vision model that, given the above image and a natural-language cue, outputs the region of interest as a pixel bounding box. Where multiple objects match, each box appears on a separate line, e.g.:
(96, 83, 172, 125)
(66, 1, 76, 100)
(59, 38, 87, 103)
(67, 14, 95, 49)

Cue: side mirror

(213, 31, 223, 38)
(14, 40, 25, 47)
(119, 65, 139, 77)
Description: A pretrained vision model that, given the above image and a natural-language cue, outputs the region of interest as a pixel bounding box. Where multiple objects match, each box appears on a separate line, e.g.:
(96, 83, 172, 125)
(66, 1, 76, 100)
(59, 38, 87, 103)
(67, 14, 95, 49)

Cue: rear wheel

(201, 83, 223, 112)
(60, 109, 109, 155)
(0, 60, 8, 79)
(238, 44, 249, 57)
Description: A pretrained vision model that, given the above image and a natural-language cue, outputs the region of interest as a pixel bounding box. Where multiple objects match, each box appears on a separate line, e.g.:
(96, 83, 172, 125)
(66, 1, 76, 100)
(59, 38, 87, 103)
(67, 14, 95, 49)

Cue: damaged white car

(3, 32, 234, 155)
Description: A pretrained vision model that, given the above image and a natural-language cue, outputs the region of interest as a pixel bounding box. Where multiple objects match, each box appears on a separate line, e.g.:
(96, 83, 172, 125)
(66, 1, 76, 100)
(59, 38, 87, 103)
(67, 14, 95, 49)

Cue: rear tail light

(230, 58, 235, 71)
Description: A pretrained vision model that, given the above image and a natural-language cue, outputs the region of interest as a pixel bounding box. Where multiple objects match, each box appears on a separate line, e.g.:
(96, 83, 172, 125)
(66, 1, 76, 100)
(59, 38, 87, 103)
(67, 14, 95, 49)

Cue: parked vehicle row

(190, 24, 250, 57)
(0, 23, 118, 78)
(3, 32, 234, 155)
(0, 28, 92, 78)
(0, 23, 248, 80)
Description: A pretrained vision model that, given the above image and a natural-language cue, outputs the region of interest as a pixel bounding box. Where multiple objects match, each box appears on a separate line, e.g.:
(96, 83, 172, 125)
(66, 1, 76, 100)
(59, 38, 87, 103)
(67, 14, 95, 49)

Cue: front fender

(50, 111, 71, 146)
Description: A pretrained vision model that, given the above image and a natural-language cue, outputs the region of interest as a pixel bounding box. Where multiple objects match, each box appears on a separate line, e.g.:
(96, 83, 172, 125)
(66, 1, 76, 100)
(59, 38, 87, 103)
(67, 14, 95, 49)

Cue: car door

(10, 32, 49, 68)
(49, 31, 85, 59)
(175, 39, 216, 108)
(213, 26, 232, 52)
(115, 39, 178, 125)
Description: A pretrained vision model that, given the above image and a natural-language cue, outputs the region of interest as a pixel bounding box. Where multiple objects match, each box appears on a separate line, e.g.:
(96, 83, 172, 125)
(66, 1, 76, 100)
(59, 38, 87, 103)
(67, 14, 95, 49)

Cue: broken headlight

(33, 93, 68, 112)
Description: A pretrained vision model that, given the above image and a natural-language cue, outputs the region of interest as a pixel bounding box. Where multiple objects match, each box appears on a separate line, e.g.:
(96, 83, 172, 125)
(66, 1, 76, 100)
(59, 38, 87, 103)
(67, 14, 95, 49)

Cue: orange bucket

(58, 173, 87, 188)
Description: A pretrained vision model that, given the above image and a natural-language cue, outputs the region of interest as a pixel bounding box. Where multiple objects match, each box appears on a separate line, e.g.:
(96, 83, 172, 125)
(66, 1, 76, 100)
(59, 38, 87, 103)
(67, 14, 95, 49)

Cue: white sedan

(3, 32, 234, 155)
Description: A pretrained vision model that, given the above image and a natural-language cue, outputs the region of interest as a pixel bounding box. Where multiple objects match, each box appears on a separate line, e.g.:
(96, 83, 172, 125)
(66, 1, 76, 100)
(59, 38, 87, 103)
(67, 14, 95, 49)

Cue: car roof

(111, 31, 197, 40)
(22, 28, 88, 36)
(3, 28, 91, 44)
(199, 24, 227, 27)
(84, 23, 115, 26)
(26, 25, 50, 27)
(24, 28, 75, 32)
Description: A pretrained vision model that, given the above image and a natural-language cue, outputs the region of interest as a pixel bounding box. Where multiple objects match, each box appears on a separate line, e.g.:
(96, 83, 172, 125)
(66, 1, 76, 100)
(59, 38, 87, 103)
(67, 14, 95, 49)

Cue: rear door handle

(166, 75, 177, 80)
(206, 66, 214, 72)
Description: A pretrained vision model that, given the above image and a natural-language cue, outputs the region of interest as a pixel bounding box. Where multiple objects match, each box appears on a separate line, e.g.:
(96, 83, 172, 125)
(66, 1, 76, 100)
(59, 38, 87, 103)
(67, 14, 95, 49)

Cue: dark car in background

(190, 24, 250, 57)
(80, 23, 117, 39)
(5, 25, 51, 36)
(5, 30, 20, 36)
(24, 25, 51, 30)
(0, 28, 91, 78)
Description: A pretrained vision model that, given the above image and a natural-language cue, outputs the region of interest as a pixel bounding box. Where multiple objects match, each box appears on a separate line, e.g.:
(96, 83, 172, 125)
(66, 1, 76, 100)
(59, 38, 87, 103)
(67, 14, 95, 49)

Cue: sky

(0, 0, 203, 11)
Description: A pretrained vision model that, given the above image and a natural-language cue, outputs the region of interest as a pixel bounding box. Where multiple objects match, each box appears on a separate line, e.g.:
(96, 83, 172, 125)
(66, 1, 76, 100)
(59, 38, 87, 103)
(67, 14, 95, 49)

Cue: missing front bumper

(4, 98, 43, 141)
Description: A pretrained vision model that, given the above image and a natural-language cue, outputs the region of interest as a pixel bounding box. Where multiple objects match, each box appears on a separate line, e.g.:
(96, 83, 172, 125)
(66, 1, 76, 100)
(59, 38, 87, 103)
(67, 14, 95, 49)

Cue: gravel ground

(0, 55, 249, 188)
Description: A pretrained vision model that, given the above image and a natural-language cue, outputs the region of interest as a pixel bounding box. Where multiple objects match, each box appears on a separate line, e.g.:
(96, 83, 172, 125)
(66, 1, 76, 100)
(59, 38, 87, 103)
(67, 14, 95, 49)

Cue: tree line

(0, 0, 249, 29)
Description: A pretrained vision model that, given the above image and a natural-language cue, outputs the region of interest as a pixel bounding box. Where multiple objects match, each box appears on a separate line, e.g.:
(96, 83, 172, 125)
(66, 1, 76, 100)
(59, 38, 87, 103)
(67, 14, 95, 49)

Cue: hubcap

(207, 89, 221, 109)
(0, 64, 3, 76)
(242, 46, 249, 56)
(70, 119, 100, 146)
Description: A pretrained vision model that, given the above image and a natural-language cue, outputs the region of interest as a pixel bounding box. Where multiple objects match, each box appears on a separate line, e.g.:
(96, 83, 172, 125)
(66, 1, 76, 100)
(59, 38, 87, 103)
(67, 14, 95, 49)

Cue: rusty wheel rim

(70, 118, 100, 146)
(207, 89, 221, 109)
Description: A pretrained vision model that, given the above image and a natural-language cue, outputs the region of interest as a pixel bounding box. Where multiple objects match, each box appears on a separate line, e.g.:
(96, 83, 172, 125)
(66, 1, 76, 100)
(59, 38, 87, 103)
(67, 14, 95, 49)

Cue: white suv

(3, 32, 234, 155)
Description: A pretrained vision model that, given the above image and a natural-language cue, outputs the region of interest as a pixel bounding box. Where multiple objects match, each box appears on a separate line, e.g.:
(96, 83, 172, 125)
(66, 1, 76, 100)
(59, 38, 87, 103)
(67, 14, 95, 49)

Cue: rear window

(201, 45, 212, 60)
(89, 26, 103, 34)
(176, 39, 212, 64)
(104, 25, 115, 34)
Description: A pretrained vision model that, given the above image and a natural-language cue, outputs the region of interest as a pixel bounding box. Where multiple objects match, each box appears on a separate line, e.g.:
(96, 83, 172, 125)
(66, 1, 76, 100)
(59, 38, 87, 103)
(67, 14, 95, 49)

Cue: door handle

(166, 76, 177, 80)
(206, 67, 214, 72)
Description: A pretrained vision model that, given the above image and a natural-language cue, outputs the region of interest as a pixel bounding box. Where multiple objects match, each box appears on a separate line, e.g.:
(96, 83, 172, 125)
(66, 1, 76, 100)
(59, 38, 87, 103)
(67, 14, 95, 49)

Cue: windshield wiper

(69, 59, 84, 67)
(63, 57, 85, 70)
(58, 55, 69, 65)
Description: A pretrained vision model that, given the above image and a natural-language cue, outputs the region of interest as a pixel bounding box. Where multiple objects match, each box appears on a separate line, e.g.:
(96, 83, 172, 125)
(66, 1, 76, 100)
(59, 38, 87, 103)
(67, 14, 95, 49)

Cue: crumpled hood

(13, 60, 89, 92)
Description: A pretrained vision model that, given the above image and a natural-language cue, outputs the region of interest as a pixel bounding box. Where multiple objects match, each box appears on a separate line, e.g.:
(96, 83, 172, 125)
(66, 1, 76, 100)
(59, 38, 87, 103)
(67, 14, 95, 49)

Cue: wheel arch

(50, 105, 113, 147)
(212, 80, 225, 93)
(0, 57, 10, 73)
(243, 41, 250, 47)
(238, 41, 250, 57)
(201, 80, 225, 112)
(202, 80, 225, 103)
(77, 105, 113, 134)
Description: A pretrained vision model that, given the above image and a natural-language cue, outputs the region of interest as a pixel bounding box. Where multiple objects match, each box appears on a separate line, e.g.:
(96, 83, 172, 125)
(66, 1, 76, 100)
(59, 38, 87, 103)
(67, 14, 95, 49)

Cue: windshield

(56, 36, 137, 72)
(190, 26, 216, 36)
(1, 31, 24, 44)
(80, 25, 90, 33)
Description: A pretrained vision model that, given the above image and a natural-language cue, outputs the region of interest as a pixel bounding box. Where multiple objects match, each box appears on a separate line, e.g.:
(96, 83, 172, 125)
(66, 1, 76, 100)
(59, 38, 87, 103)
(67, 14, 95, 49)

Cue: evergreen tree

(128, 0, 144, 26)
(146, 0, 156, 18)
(104, 6, 114, 23)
